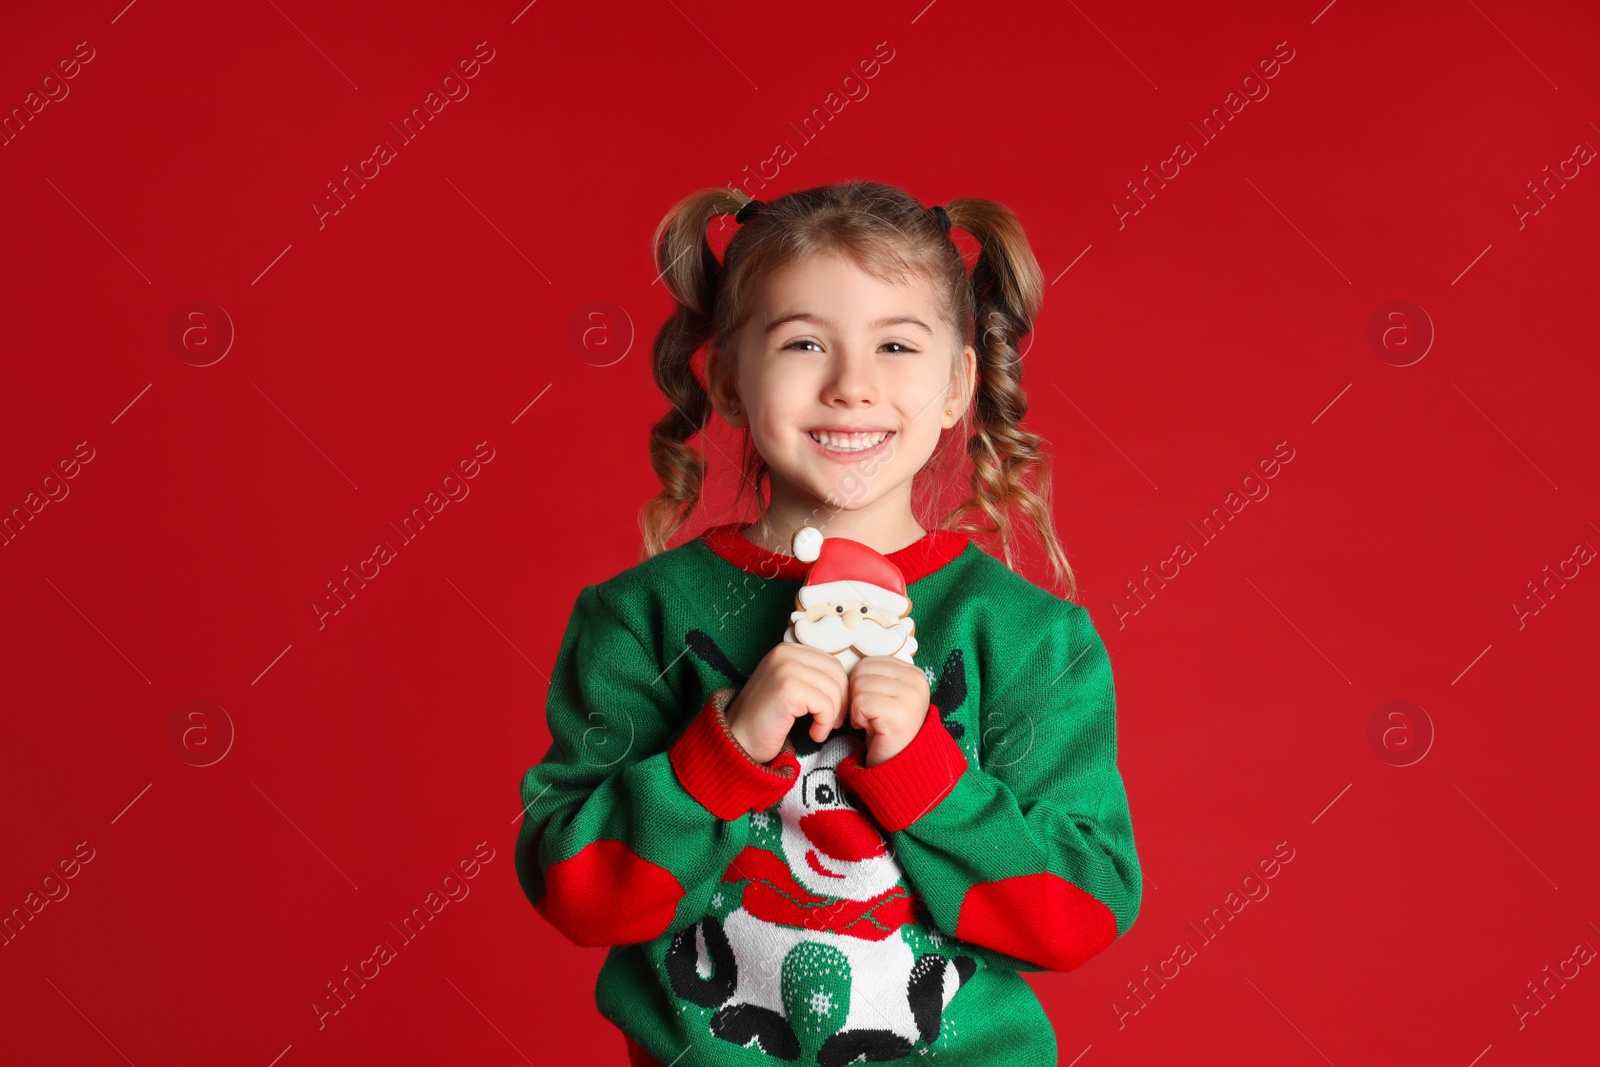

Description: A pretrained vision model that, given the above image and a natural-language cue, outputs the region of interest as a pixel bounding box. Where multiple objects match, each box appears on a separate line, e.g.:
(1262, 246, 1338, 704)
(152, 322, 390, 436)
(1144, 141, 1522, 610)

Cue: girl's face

(710, 252, 975, 523)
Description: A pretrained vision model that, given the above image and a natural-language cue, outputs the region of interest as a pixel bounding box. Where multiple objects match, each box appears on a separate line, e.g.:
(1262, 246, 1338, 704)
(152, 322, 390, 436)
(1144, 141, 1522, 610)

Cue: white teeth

(810, 430, 889, 452)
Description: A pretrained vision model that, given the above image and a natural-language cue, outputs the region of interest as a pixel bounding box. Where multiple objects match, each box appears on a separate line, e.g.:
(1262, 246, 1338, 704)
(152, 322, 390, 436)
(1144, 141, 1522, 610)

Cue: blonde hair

(639, 180, 1077, 600)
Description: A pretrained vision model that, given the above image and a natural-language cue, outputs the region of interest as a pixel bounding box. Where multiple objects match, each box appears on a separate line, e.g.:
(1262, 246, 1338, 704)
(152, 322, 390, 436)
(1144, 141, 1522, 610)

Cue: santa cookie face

(791, 600, 912, 658)
(783, 527, 919, 675)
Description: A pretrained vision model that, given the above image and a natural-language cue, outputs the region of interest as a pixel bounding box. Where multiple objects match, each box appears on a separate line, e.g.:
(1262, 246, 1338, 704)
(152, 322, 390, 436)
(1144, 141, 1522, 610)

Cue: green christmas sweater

(514, 523, 1142, 1066)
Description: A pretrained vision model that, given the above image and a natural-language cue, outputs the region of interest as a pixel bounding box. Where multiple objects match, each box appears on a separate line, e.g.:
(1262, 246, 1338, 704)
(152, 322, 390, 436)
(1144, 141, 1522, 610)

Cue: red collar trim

(700, 523, 971, 583)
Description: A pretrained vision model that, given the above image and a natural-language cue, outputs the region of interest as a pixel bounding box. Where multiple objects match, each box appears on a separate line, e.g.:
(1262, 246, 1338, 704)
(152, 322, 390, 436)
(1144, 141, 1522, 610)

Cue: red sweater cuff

(669, 687, 800, 820)
(835, 706, 967, 832)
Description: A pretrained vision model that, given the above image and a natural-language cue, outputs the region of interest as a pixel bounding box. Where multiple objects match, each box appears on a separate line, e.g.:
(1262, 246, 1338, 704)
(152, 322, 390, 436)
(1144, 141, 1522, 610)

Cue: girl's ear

(942, 345, 977, 429)
(705, 346, 746, 427)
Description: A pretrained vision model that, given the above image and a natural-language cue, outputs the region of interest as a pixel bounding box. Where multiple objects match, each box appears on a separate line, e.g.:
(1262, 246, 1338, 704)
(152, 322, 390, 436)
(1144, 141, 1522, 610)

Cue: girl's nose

(821, 348, 878, 406)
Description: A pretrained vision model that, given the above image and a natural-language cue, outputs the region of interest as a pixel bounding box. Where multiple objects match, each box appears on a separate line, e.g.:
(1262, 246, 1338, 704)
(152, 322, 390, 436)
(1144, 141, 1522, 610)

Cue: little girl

(515, 181, 1142, 1066)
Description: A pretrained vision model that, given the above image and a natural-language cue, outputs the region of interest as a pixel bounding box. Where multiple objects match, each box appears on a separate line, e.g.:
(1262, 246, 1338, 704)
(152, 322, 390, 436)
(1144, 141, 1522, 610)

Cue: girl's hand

(848, 656, 931, 767)
(724, 642, 850, 764)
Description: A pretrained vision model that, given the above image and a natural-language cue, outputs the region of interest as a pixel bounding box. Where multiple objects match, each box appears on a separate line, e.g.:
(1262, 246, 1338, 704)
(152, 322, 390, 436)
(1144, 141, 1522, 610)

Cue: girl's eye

(785, 339, 823, 352)
(880, 342, 915, 354)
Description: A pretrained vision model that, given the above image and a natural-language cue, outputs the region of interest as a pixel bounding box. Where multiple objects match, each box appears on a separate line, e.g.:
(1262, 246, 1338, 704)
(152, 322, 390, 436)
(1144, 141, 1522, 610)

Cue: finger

(821, 672, 857, 737)
(852, 704, 872, 732)
(787, 678, 837, 721)
(852, 656, 919, 689)
(846, 677, 896, 715)
(794, 655, 850, 711)
(788, 680, 844, 741)
(849, 690, 878, 731)
(849, 670, 919, 703)
(813, 703, 851, 743)
(796, 644, 851, 697)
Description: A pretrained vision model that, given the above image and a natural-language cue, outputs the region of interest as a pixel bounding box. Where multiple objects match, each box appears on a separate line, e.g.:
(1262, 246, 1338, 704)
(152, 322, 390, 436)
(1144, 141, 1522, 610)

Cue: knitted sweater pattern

(515, 525, 1142, 1066)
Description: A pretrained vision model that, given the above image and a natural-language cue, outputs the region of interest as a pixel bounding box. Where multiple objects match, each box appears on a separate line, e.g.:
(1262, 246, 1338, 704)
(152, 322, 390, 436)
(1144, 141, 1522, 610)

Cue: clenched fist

(723, 642, 850, 764)
(846, 655, 931, 767)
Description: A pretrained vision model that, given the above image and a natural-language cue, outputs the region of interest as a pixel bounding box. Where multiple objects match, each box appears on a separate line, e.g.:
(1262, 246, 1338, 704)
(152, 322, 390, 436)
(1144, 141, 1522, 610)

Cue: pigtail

(638, 189, 750, 560)
(941, 199, 1077, 600)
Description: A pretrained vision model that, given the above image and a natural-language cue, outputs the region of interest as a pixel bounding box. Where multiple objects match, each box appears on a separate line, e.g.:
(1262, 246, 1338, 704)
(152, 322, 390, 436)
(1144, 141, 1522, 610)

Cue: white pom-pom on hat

(792, 526, 823, 562)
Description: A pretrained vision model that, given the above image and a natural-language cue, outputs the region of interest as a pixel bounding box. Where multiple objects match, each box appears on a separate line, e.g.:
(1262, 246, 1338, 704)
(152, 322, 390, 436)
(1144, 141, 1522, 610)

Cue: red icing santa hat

(792, 526, 910, 618)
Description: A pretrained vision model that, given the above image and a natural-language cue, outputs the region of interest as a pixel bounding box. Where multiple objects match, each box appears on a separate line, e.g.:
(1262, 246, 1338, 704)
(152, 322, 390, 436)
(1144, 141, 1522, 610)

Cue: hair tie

(733, 198, 763, 223)
(930, 204, 952, 236)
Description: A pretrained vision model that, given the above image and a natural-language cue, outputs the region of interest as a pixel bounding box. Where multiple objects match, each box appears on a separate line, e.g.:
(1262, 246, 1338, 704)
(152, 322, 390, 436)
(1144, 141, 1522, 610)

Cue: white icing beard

(793, 612, 910, 658)
(787, 612, 916, 675)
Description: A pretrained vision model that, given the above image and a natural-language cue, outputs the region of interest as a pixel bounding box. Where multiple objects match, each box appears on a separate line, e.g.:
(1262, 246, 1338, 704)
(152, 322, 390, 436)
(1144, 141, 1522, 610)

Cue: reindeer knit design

(515, 524, 1142, 1066)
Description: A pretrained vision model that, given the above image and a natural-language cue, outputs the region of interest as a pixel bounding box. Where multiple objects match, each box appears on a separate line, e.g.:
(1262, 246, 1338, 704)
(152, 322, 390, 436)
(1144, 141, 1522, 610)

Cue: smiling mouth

(808, 430, 892, 453)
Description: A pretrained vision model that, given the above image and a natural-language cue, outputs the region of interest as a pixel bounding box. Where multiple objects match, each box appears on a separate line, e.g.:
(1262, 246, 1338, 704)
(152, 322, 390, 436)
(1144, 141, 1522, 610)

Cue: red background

(2, 1, 1597, 1063)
